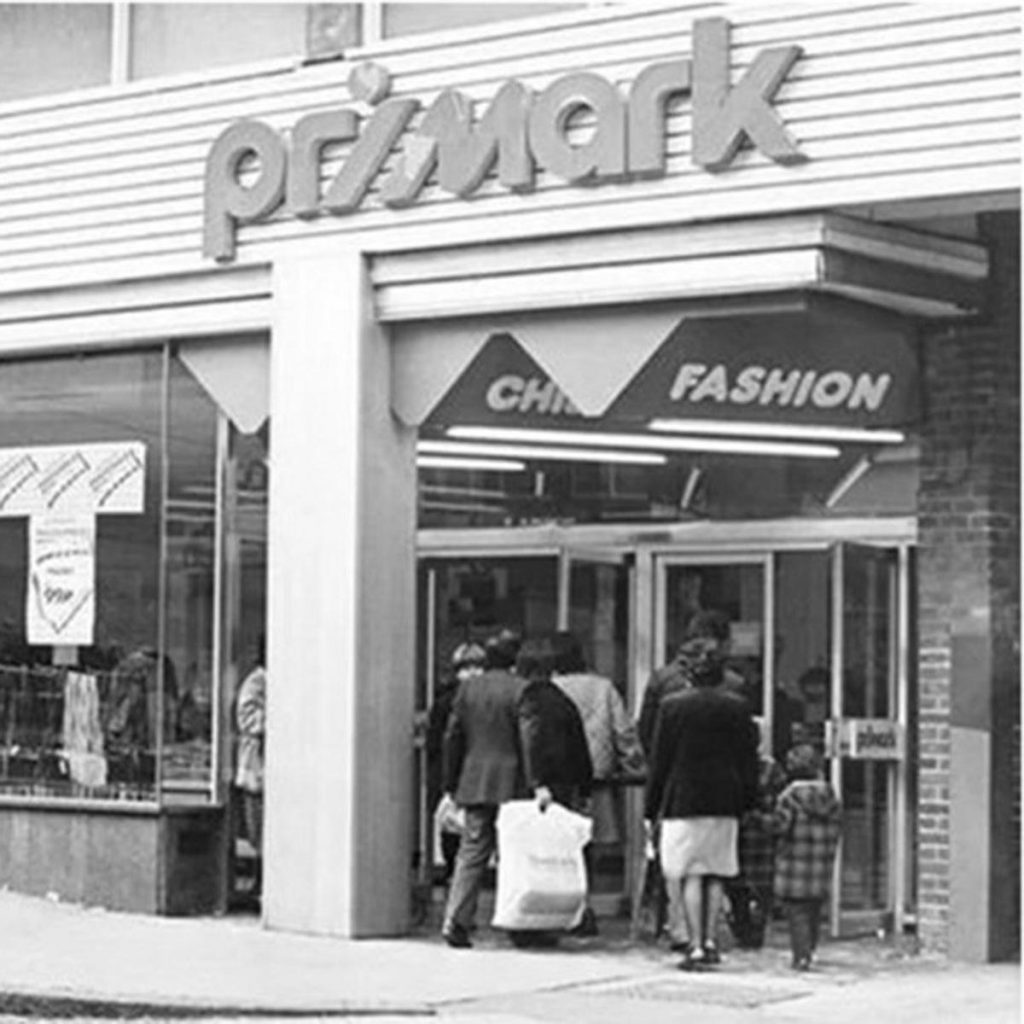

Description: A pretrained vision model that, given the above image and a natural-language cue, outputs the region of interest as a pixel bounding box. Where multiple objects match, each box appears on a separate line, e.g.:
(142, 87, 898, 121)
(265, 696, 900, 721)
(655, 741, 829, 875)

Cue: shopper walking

(235, 637, 267, 903)
(426, 641, 487, 884)
(551, 630, 646, 936)
(517, 636, 594, 814)
(771, 744, 843, 971)
(644, 611, 759, 970)
(440, 629, 542, 949)
(725, 750, 787, 948)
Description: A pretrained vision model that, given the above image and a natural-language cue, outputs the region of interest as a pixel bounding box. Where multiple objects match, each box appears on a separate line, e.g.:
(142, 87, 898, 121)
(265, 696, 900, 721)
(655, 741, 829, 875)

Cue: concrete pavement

(0, 889, 1018, 1021)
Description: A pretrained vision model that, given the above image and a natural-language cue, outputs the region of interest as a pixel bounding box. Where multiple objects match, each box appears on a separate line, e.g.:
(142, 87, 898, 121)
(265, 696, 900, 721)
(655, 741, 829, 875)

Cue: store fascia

(202, 16, 806, 261)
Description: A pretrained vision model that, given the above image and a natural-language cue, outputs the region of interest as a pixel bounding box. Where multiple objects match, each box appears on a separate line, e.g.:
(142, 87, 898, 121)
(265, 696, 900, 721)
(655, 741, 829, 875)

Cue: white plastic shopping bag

(492, 799, 592, 931)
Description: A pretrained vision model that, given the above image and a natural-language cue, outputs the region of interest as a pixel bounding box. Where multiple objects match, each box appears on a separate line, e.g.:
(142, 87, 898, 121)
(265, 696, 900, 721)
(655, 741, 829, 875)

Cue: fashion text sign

(606, 308, 920, 428)
(204, 18, 806, 261)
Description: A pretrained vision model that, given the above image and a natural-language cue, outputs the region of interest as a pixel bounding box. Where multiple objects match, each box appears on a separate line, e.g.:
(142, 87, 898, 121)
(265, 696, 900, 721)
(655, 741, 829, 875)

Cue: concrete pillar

(263, 249, 417, 936)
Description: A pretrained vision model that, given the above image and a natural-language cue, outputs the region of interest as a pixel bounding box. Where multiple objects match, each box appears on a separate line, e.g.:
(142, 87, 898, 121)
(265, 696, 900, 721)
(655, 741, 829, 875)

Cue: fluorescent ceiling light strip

(419, 440, 667, 466)
(648, 418, 906, 445)
(417, 455, 526, 472)
(446, 426, 839, 460)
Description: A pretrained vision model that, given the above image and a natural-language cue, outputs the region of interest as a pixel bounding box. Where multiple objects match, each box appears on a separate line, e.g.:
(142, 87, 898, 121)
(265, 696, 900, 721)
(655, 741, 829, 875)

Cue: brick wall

(916, 210, 1020, 958)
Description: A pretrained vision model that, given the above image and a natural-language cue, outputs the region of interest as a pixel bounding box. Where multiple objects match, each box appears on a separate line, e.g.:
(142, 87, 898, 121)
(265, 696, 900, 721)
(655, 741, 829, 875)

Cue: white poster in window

(27, 515, 96, 646)
(0, 442, 145, 518)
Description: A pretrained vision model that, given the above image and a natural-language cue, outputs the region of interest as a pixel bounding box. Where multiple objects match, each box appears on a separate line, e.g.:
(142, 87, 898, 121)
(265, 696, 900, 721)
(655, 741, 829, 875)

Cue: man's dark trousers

(443, 805, 499, 933)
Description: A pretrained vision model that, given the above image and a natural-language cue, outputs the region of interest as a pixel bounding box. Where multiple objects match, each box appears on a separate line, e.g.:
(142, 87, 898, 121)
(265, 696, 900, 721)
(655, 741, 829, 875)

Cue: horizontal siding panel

(2, 106, 1017, 239)
(0, 297, 272, 354)
(0, 132, 1017, 266)
(0, 147, 1016, 283)
(0, 265, 269, 326)
(1, 4, 1015, 153)
(0, 165, 1016, 297)
(2, 59, 1018, 199)
(1, 90, 1017, 237)
(1, 74, 1017, 218)
(1, 72, 1016, 210)
(0, 1, 1017, 297)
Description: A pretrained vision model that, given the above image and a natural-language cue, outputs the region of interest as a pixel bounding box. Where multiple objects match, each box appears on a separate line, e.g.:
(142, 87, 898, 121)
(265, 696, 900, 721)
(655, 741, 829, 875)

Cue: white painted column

(263, 249, 417, 936)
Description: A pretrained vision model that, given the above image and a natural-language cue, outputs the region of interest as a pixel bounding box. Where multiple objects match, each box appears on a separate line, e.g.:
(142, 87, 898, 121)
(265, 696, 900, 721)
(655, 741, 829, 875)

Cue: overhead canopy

(402, 293, 920, 433)
(384, 213, 984, 428)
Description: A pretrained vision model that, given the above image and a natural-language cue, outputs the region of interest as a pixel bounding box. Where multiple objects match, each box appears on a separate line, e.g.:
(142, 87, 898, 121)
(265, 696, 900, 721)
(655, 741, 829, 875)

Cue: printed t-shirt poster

(27, 516, 97, 646)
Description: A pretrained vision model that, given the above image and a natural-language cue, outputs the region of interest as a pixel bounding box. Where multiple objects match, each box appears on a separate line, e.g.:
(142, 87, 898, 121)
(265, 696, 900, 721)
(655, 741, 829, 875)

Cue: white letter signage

(203, 18, 806, 261)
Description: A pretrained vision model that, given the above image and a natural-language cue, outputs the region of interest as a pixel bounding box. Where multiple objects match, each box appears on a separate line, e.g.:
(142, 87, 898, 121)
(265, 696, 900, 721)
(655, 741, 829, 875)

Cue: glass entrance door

(828, 542, 905, 936)
(414, 554, 559, 889)
(651, 546, 909, 938)
(561, 549, 634, 912)
(654, 555, 772, 724)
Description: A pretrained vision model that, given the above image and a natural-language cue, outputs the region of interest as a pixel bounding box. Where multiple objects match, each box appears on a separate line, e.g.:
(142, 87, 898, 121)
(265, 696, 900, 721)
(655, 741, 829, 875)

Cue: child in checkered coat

(771, 744, 842, 970)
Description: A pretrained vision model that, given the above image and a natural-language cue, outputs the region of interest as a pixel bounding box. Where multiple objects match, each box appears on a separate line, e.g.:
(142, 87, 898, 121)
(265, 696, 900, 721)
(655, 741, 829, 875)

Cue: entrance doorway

(652, 546, 910, 936)
(416, 525, 913, 937)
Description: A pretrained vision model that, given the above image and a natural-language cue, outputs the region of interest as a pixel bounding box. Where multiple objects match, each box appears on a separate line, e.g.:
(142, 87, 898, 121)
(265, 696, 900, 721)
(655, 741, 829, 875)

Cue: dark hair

(515, 636, 555, 683)
(786, 743, 822, 781)
(551, 631, 586, 674)
(682, 610, 731, 644)
(484, 628, 521, 669)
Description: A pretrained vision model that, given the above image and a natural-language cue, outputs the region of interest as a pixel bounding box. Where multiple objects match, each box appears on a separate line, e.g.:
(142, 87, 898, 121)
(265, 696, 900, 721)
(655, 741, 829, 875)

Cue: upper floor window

(0, 4, 113, 102)
(0, 2, 591, 105)
(379, 2, 583, 40)
(0, 2, 306, 103)
(129, 3, 305, 80)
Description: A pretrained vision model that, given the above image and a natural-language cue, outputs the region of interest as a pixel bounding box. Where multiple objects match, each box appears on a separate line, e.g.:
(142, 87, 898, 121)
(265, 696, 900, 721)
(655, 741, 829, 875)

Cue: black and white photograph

(0, 2, 1018, 1022)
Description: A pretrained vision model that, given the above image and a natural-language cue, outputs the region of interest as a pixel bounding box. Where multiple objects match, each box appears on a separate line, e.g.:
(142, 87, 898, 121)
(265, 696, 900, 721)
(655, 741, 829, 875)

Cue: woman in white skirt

(643, 613, 760, 970)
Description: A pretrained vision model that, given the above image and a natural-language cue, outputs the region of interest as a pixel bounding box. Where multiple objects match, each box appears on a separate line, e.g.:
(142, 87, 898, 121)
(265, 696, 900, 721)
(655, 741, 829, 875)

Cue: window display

(0, 344, 255, 804)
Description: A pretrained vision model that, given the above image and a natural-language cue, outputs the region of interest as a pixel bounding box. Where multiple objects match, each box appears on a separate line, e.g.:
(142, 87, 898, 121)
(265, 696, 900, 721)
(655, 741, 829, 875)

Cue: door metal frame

(828, 541, 910, 937)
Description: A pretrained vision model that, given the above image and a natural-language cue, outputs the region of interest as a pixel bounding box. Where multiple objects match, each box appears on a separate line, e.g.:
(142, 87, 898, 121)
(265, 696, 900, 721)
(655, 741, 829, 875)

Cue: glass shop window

(0, 344, 254, 806)
(0, 4, 112, 102)
(381, 3, 583, 39)
(129, 3, 305, 80)
(0, 350, 164, 801)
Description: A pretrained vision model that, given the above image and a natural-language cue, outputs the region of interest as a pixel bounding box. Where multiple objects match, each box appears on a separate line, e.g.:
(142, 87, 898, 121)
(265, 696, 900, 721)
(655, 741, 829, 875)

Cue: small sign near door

(828, 718, 905, 760)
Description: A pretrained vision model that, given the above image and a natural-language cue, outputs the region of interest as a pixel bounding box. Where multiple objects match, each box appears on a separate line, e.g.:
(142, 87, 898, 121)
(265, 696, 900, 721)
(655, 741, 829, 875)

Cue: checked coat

(771, 779, 843, 900)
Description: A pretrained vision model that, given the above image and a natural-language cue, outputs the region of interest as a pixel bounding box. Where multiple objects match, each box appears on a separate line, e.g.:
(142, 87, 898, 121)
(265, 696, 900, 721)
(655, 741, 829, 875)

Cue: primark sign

(204, 18, 806, 261)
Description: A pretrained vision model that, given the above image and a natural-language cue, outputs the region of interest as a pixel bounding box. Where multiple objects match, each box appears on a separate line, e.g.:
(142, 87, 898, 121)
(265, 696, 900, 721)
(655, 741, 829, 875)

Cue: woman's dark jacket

(518, 679, 593, 805)
(644, 684, 759, 821)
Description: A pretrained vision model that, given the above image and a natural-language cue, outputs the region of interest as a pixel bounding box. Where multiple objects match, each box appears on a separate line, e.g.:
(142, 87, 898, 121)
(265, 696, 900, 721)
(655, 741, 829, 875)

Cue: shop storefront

(0, 3, 1018, 960)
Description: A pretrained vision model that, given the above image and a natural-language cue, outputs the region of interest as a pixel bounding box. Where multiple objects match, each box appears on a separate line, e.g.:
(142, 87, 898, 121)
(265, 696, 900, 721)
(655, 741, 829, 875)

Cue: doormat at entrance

(572, 976, 812, 1009)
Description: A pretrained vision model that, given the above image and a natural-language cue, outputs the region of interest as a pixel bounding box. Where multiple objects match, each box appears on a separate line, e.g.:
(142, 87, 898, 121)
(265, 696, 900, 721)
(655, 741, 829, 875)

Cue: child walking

(771, 744, 842, 970)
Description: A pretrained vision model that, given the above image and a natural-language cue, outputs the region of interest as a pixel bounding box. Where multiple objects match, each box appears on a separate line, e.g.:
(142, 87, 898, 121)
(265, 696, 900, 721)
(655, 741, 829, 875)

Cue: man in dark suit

(440, 629, 542, 949)
(644, 612, 759, 970)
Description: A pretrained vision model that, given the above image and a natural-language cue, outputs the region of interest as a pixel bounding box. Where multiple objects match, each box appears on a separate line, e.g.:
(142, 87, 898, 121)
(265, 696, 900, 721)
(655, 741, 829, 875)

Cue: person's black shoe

(568, 907, 599, 937)
(442, 924, 472, 949)
(702, 942, 722, 966)
(679, 946, 708, 971)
